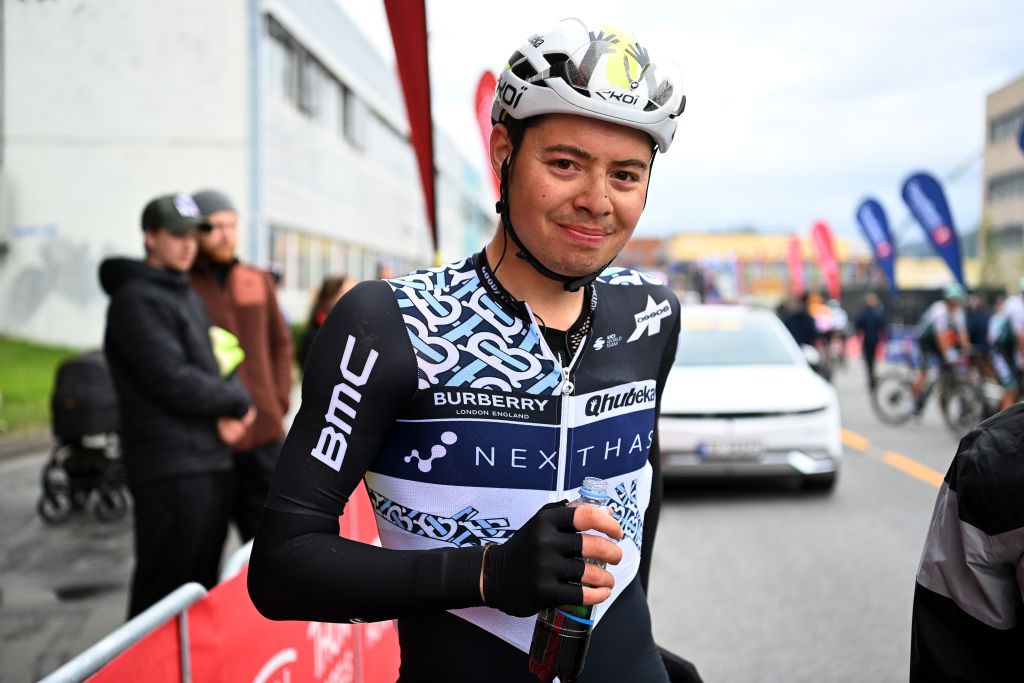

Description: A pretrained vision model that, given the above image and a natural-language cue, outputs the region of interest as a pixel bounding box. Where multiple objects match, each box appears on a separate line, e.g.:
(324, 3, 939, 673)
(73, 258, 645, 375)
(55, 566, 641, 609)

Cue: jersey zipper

(523, 303, 589, 498)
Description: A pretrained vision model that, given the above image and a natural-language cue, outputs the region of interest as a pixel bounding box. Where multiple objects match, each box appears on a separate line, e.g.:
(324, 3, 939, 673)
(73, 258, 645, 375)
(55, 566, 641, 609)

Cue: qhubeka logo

(585, 386, 657, 417)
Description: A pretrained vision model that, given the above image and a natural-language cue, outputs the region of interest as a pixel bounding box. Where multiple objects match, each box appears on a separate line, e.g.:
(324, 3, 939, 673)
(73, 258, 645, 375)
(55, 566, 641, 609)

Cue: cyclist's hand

(481, 501, 623, 617)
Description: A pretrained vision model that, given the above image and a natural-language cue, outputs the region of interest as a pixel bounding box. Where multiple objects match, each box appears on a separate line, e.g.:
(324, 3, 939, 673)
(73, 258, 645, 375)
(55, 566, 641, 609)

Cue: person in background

(988, 281, 1024, 412)
(296, 275, 355, 371)
(827, 298, 850, 368)
(854, 292, 888, 390)
(101, 193, 253, 617)
(965, 292, 990, 364)
(785, 293, 822, 350)
(912, 283, 969, 416)
(190, 189, 293, 542)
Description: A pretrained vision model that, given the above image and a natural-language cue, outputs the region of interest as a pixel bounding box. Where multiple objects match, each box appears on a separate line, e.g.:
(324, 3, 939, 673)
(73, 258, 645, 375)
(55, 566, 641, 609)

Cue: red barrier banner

(474, 71, 499, 199)
(811, 220, 841, 300)
(90, 485, 400, 683)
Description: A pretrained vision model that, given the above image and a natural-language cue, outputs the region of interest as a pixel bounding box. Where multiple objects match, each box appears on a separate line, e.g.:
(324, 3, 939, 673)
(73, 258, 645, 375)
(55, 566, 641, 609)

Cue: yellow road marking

(841, 429, 870, 453)
(882, 451, 944, 488)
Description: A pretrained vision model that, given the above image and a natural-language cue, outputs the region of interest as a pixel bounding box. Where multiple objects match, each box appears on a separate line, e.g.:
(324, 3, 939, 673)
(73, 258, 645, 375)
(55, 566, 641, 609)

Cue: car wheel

(803, 472, 837, 492)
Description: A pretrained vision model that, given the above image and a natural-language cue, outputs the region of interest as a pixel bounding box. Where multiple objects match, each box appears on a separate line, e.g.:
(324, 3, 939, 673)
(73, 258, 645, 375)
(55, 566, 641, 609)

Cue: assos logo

(585, 386, 657, 417)
(627, 296, 672, 342)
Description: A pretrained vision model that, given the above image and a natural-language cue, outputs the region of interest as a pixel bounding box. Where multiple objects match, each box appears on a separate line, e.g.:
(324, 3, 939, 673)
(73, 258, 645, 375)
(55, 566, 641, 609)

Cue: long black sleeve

(247, 281, 486, 623)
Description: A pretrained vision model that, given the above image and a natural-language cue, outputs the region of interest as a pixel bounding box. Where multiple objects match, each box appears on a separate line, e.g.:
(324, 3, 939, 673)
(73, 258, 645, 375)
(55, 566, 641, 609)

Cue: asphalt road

(0, 360, 963, 682)
(649, 360, 963, 683)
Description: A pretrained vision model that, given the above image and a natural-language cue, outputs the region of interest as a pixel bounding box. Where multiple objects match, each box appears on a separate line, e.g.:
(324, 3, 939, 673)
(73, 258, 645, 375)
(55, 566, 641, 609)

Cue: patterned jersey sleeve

(248, 280, 486, 623)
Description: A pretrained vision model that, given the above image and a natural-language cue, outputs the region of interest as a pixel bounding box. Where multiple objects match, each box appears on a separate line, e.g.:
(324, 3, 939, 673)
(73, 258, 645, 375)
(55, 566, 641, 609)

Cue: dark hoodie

(100, 258, 251, 485)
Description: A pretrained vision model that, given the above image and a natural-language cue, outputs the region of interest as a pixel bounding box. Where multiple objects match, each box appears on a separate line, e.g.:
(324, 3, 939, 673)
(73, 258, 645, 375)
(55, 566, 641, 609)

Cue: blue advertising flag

(900, 172, 964, 286)
(855, 198, 898, 293)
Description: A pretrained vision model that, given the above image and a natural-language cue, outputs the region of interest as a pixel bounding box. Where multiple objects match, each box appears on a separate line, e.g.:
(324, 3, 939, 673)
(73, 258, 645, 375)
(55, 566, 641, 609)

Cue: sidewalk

(0, 385, 301, 681)
(0, 429, 50, 461)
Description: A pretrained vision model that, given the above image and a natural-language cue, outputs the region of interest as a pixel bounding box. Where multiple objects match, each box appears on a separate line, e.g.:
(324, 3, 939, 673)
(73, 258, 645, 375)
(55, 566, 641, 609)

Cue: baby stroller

(38, 351, 128, 524)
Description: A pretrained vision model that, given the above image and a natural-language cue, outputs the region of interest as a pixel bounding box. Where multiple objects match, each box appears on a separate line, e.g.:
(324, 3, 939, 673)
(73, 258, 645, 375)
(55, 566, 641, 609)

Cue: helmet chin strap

(494, 157, 611, 293)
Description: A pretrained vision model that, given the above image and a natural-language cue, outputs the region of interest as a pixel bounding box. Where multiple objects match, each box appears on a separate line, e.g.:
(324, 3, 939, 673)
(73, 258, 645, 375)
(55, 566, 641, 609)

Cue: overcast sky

(337, 0, 1024, 248)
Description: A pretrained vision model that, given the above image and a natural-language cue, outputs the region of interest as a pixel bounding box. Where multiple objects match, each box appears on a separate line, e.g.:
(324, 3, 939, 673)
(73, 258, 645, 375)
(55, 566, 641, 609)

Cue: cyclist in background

(988, 280, 1024, 411)
(911, 283, 969, 417)
(827, 298, 850, 368)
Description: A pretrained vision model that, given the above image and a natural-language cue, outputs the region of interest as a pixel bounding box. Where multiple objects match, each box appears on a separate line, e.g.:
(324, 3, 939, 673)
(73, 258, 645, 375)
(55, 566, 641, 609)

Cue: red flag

(810, 220, 841, 299)
(788, 236, 804, 299)
(474, 72, 499, 199)
(384, 0, 438, 262)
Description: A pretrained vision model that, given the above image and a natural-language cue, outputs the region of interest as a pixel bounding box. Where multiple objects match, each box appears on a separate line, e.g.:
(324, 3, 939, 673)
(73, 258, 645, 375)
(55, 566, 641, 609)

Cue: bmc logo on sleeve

(311, 335, 379, 471)
(627, 296, 672, 342)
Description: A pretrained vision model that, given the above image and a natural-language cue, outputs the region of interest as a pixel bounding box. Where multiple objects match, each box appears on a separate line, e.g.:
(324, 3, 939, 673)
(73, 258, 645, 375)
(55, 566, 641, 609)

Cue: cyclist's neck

(482, 237, 586, 331)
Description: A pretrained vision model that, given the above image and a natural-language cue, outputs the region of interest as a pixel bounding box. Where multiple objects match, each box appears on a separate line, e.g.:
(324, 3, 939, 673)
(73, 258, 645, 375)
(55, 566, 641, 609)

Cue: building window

(322, 76, 345, 135)
(344, 91, 369, 150)
(266, 17, 299, 105)
(988, 169, 1024, 203)
(989, 105, 1024, 145)
(993, 224, 1024, 250)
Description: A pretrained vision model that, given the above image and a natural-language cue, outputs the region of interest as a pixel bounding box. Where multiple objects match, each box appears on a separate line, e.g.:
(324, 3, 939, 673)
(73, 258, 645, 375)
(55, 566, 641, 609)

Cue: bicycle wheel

(941, 379, 986, 435)
(871, 371, 916, 425)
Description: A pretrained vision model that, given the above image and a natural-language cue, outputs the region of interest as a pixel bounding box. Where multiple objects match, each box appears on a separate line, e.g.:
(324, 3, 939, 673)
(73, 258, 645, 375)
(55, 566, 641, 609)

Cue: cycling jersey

(989, 296, 1024, 390)
(249, 250, 680, 681)
(990, 295, 1024, 351)
(918, 300, 966, 342)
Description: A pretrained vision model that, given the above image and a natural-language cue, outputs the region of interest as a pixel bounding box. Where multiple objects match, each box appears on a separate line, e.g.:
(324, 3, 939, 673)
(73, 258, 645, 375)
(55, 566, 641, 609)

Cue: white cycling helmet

(491, 18, 685, 153)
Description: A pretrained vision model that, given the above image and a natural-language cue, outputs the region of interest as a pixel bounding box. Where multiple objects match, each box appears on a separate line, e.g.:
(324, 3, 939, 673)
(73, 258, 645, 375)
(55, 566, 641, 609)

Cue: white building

(0, 0, 493, 347)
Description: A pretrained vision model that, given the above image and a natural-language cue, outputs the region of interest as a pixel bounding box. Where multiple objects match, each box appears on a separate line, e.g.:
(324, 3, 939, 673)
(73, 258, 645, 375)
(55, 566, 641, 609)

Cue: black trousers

(863, 342, 879, 387)
(232, 439, 282, 542)
(127, 471, 233, 618)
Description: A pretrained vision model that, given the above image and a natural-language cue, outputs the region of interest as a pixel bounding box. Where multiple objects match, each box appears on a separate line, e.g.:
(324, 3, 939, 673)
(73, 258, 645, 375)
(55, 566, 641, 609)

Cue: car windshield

(674, 314, 796, 366)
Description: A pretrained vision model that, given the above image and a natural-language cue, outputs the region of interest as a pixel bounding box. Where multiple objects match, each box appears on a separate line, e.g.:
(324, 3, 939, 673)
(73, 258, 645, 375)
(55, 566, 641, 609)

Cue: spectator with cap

(100, 193, 254, 617)
(190, 189, 293, 542)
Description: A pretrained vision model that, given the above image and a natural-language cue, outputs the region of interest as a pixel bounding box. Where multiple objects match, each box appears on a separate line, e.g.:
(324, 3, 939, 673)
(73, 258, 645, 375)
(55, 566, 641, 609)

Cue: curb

(0, 430, 52, 461)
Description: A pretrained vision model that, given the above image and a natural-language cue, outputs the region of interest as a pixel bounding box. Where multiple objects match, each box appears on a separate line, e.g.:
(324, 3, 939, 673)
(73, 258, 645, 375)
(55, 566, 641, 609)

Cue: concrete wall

(0, 0, 250, 348)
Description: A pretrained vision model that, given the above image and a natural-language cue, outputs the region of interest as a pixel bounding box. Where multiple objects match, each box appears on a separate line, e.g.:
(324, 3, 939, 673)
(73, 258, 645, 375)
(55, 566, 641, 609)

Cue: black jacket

(911, 404, 1024, 681)
(100, 258, 251, 485)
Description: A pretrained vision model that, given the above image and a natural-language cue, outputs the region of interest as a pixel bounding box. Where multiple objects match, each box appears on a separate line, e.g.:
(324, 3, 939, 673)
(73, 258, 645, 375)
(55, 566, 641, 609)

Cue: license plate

(696, 441, 765, 460)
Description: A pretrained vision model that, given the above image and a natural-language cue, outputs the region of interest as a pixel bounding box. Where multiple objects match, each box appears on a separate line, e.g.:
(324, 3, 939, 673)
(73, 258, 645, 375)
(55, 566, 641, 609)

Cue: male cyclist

(988, 279, 1024, 411)
(248, 19, 700, 683)
(911, 283, 969, 416)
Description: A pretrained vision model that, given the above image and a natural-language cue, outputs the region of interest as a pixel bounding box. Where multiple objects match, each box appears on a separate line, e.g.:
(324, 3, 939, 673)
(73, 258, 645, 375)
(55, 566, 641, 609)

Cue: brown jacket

(190, 256, 292, 453)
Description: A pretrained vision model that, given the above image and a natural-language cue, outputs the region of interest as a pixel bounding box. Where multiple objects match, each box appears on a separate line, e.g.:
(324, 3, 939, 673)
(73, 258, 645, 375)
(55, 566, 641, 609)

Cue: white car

(659, 305, 842, 491)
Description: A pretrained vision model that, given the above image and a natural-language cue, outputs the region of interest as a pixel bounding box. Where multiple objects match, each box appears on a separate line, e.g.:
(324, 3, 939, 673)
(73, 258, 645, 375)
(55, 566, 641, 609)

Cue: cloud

(338, 0, 1024, 243)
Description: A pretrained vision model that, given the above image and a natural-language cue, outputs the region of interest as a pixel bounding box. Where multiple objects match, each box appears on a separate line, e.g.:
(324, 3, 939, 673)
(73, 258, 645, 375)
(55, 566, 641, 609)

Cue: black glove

(482, 500, 585, 617)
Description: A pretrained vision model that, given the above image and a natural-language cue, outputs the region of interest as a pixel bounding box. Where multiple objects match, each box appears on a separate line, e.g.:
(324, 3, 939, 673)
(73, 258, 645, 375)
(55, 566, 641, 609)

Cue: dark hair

(307, 275, 350, 329)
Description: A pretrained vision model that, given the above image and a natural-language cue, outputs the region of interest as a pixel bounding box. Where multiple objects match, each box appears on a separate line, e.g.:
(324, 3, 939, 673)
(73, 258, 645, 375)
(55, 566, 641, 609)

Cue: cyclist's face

(493, 114, 652, 278)
(197, 210, 238, 263)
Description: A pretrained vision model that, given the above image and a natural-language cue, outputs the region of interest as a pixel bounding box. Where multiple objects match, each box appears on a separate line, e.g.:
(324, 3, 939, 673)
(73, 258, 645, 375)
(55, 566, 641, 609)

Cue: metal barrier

(39, 582, 207, 683)
(219, 539, 254, 583)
